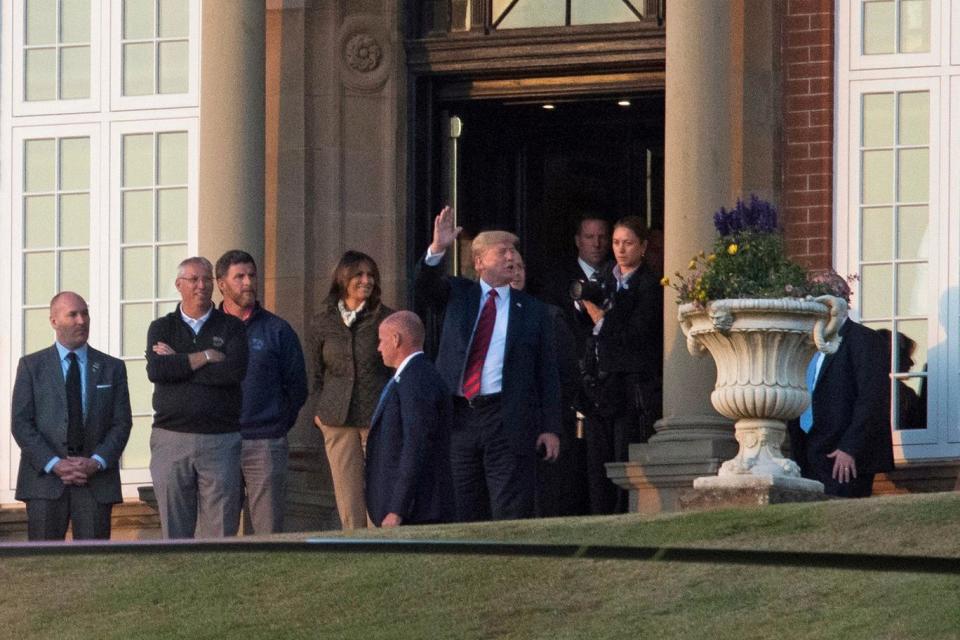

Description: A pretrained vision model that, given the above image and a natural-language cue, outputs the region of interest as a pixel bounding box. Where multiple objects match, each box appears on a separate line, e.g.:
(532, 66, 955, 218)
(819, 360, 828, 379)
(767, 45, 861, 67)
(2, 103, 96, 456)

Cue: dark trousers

(584, 412, 635, 514)
(26, 486, 113, 541)
(804, 456, 876, 497)
(535, 410, 589, 517)
(450, 396, 535, 522)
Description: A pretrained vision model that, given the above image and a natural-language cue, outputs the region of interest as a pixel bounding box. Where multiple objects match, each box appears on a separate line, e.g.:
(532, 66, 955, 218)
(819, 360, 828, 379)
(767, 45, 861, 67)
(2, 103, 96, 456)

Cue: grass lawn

(2, 492, 959, 639)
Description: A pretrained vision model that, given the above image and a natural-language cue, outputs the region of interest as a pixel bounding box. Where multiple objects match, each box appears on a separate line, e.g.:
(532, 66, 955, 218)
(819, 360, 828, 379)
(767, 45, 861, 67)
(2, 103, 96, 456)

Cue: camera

(569, 278, 605, 306)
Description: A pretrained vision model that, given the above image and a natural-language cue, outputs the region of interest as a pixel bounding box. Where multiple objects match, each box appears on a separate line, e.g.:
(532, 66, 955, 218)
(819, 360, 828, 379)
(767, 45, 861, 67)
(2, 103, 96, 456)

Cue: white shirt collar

(577, 257, 600, 280)
(394, 351, 423, 381)
(479, 278, 511, 301)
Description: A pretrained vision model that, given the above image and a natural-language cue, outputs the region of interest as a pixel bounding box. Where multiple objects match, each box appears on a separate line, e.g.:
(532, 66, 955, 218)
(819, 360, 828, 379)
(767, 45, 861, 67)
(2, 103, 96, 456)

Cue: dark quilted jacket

(310, 300, 393, 427)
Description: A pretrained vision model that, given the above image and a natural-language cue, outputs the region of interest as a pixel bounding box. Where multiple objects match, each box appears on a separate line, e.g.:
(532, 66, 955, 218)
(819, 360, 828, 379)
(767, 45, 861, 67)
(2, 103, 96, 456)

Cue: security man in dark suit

(789, 317, 894, 497)
(416, 206, 561, 522)
(366, 311, 454, 527)
(12, 291, 133, 540)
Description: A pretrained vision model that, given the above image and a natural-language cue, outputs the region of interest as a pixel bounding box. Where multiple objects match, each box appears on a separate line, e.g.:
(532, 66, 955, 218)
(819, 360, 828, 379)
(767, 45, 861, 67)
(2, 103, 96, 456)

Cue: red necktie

(462, 289, 498, 399)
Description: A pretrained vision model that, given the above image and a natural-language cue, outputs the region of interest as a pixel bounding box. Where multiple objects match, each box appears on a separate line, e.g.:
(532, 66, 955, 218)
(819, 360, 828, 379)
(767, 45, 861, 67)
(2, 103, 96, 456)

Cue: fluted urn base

(678, 297, 846, 498)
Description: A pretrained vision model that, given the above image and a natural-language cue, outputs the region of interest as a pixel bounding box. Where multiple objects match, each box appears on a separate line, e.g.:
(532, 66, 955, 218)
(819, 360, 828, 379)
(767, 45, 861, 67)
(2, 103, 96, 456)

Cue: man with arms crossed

(366, 311, 454, 527)
(12, 291, 132, 540)
(416, 206, 561, 521)
(147, 257, 248, 538)
(216, 250, 307, 534)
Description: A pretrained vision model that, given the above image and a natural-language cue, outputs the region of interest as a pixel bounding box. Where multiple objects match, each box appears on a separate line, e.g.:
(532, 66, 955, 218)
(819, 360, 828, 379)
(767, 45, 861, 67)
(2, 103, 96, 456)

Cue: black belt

(453, 393, 502, 410)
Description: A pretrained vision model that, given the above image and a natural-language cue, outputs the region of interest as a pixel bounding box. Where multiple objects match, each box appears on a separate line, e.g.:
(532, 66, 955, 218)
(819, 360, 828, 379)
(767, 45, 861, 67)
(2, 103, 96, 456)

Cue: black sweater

(146, 306, 248, 434)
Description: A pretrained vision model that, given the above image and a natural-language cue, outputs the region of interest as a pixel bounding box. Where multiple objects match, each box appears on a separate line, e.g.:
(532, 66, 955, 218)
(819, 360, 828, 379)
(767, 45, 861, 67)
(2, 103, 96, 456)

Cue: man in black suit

(366, 311, 454, 527)
(12, 291, 133, 540)
(788, 318, 894, 497)
(416, 206, 561, 521)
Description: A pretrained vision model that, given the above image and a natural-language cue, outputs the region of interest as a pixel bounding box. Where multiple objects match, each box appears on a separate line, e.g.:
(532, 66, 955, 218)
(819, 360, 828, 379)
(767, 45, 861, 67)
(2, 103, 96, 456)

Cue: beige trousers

(316, 418, 371, 529)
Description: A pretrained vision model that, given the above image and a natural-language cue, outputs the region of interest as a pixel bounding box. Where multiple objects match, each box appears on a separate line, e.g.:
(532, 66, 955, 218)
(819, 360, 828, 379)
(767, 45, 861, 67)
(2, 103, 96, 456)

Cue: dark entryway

(425, 93, 665, 298)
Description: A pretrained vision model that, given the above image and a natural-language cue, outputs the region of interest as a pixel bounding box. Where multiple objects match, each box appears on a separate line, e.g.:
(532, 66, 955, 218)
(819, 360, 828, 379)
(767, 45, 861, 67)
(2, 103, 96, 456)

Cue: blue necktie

(799, 354, 820, 433)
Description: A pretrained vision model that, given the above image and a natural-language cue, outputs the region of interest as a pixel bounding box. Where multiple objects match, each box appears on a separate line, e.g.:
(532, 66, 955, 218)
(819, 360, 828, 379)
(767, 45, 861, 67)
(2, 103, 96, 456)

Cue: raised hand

(429, 205, 462, 255)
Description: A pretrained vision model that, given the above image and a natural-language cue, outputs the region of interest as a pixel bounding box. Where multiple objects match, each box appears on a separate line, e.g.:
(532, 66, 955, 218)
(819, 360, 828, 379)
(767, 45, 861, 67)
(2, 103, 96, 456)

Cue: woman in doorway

(580, 216, 663, 514)
(311, 251, 393, 529)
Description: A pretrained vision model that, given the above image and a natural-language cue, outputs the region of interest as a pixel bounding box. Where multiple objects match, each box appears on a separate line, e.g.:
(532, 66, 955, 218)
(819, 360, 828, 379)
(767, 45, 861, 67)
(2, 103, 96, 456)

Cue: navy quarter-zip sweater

(146, 306, 248, 434)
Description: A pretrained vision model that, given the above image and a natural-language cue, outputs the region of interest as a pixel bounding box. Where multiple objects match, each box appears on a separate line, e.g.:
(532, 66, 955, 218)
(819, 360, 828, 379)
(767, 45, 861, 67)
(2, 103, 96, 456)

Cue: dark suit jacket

(365, 354, 454, 525)
(540, 258, 606, 362)
(12, 345, 133, 504)
(415, 256, 562, 453)
(788, 320, 894, 478)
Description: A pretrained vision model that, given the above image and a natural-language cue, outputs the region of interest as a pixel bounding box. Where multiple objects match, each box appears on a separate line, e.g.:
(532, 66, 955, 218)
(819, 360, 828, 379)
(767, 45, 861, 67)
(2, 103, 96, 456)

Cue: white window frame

(107, 118, 198, 483)
(837, 0, 960, 459)
(6, 122, 105, 501)
(848, 0, 943, 70)
(110, 0, 201, 112)
(11, 0, 103, 116)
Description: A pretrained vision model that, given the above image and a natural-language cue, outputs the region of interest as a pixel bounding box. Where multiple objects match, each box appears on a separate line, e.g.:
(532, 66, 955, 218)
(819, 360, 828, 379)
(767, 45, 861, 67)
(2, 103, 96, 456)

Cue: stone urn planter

(678, 296, 847, 495)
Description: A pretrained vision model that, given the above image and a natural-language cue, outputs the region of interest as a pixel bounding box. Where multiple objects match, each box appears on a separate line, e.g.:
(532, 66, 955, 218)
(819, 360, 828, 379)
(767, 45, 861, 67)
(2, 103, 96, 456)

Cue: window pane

(24, 196, 56, 249)
(123, 190, 154, 243)
(898, 318, 928, 373)
(897, 148, 928, 203)
(157, 244, 187, 297)
(158, 40, 188, 94)
(157, 188, 187, 241)
(897, 205, 928, 259)
(897, 263, 927, 315)
(862, 93, 894, 147)
(122, 415, 153, 469)
(24, 308, 52, 353)
(498, 0, 566, 28)
(60, 250, 89, 297)
(862, 150, 894, 204)
(59, 137, 89, 190)
(122, 303, 153, 357)
(126, 360, 153, 412)
(863, 1, 895, 54)
(123, 246, 154, 299)
(59, 193, 90, 246)
(61, 0, 91, 43)
(861, 207, 893, 261)
(899, 0, 930, 53)
(26, 0, 57, 45)
(158, 300, 178, 315)
(123, 43, 155, 96)
(59, 46, 90, 99)
(158, 0, 189, 37)
(860, 264, 893, 319)
(894, 377, 926, 429)
(898, 92, 929, 146)
(25, 139, 56, 193)
(123, 133, 154, 188)
(24, 252, 56, 305)
(124, 0, 156, 39)
(157, 131, 187, 185)
(25, 48, 57, 101)
(571, 0, 640, 25)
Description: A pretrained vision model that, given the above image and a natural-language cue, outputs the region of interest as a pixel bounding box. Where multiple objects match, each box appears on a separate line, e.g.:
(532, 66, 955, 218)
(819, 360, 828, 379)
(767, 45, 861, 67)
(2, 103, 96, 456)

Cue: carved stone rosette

(678, 296, 847, 493)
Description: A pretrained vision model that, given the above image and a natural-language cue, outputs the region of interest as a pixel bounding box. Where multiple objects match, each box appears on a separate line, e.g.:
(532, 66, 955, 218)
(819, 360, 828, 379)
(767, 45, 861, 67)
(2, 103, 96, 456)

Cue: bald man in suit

(12, 292, 133, 540)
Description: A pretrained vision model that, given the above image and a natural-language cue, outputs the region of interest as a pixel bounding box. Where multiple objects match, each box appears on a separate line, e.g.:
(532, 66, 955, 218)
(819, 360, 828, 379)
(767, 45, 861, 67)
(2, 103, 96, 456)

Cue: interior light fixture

(542, 104, 555, 110)
(618, 99, 631, 107)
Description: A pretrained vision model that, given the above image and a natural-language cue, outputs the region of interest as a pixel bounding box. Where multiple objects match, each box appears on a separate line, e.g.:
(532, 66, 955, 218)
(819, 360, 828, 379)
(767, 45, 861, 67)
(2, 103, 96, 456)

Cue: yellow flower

(698, 250, 706, 258)
(707, 253, 717, 263)
(660, 276, 670, 287)
(727, 243, 739, 255)
(687, 260, 697, 270)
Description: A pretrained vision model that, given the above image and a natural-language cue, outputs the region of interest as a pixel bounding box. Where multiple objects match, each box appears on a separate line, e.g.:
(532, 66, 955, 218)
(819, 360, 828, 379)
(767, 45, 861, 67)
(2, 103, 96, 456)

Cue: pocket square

(96, 384, 112, 389)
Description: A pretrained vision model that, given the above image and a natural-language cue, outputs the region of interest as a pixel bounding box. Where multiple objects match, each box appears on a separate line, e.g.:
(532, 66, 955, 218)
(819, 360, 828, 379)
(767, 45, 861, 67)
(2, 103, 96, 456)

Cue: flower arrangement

(663, 195, 854, 305)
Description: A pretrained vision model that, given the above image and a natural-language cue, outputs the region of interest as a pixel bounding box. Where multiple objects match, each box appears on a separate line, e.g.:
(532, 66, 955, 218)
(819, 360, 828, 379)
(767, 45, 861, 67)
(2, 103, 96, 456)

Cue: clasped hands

(53, 457, 100, 486)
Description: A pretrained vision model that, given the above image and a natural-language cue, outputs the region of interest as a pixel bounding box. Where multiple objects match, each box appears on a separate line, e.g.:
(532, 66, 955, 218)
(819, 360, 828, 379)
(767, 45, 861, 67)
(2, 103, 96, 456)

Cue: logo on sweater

(212, 336, 224, 348)
(251, 338, 264, 351)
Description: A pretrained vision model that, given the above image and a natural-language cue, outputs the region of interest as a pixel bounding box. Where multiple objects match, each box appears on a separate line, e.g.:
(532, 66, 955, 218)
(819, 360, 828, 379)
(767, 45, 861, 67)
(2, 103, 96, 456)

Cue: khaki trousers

(316, 418, 370, 529)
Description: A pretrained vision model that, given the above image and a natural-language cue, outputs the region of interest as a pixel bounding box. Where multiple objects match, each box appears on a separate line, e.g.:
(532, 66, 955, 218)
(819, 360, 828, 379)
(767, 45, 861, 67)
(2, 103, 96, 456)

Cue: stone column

(197, 0, 265, 265)
(608, 0, 783, 513)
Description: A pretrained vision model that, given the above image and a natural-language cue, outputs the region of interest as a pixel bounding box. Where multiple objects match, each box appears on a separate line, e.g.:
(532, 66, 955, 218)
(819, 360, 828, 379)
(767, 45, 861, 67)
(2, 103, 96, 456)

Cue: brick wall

(781, 0, 834, 270)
